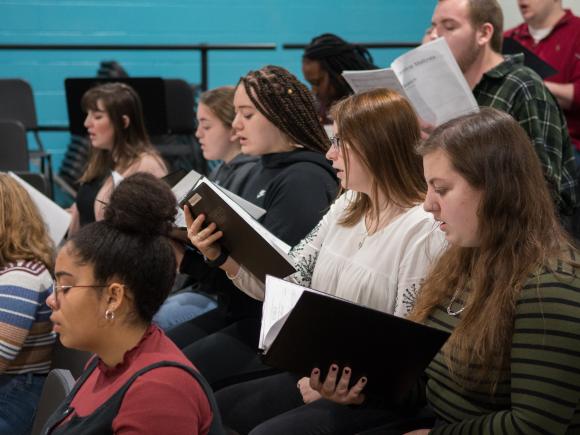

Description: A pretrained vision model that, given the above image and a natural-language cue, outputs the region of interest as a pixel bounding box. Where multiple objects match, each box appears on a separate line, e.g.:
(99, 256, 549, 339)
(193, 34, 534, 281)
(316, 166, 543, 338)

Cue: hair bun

(104, 172, 176, 236)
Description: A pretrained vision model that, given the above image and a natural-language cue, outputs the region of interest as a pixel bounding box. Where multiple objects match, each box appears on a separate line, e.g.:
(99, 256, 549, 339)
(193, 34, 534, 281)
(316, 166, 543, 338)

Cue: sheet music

(260, 276, 306, 351)
(217, 186, 266, 221)
(172, 170, 203, 228)
(342, 68, 408, 99)
(173, 170, 266, 228)
(8, 172, 71, 246)
(200, 179, 292, 260)
(391, 37, 479, 126)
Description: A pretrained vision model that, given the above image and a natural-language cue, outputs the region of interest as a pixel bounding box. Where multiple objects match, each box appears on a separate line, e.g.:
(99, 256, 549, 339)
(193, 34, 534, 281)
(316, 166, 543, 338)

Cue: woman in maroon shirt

(43, 173, 215, 435)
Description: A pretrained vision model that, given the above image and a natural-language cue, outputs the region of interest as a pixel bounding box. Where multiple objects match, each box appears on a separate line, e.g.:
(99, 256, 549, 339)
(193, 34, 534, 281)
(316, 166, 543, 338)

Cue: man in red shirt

(505, 1, 580, 166)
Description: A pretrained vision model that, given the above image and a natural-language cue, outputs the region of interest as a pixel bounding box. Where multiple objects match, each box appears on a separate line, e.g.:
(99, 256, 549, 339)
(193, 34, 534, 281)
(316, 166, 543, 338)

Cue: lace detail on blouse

(288, 220, 322, 287)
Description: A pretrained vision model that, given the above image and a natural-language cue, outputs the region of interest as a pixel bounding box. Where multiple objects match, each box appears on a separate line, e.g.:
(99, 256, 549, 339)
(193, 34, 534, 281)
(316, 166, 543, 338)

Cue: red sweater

(67, 325, 212, 435)
(505, 10, 580, 151)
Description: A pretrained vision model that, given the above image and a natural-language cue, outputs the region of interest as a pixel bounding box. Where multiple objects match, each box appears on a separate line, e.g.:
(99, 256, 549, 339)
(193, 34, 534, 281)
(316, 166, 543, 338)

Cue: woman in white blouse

(187, 88, 446, 435)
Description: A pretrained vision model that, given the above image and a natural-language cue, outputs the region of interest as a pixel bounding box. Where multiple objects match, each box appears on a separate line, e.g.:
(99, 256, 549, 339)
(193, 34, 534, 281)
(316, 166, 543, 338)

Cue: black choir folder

(260, 276, 450, 397)
(502, 37, 558, 79)
(179, 179, 295, 283)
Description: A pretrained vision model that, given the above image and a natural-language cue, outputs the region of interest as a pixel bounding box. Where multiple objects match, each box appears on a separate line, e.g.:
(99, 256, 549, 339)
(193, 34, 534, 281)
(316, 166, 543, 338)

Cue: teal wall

(0, 0, 436, 173)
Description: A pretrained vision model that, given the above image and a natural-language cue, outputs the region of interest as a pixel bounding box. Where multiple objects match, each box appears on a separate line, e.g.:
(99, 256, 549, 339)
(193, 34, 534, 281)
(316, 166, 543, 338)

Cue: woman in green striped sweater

(405, 108, 580, 434)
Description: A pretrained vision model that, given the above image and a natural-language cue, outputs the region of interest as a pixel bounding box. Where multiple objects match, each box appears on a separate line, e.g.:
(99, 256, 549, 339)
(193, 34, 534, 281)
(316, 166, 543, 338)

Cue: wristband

(203, 247, 229, 268)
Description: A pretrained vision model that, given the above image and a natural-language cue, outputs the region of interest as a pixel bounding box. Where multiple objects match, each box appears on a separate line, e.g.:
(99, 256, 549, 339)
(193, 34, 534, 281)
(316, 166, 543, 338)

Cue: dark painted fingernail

(331, 365, 337, 372)
(344, 368, 350, 374)
(361, 377, 367, 384)
(313, 368, 319, 374)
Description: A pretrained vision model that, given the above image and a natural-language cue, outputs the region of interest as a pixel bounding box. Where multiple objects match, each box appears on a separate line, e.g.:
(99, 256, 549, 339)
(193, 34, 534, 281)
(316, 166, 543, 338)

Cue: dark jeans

(166, 307, 233, 348)
(216, 372, 402, 435)
(167, 309, 276, 389)
(0, 373, 45, 435)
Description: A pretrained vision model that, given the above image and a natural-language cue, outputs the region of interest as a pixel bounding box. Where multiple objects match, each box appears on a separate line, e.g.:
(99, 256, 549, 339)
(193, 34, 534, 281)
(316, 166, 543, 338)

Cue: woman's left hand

(309, 365, 366, 405)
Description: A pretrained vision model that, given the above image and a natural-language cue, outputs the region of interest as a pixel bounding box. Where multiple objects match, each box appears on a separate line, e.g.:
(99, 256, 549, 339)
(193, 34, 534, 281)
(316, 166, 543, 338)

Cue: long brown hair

(240, 65, 330, 154)
(0, 174, 54, 269)
(80, 82, 161, 182)
(331, 89, 425, 228)
(409, 108, 575, 390)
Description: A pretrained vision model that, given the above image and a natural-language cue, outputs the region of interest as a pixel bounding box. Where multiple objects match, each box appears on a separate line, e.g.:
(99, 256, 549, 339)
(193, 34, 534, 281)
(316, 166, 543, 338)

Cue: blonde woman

(0, 174, 55, 434)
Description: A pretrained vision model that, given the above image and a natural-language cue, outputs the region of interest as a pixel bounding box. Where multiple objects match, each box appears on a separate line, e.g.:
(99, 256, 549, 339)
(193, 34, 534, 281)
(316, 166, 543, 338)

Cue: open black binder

(502, 37, 558, 79)
(179, 181, 295, 283)
(260, 276, 450, 398)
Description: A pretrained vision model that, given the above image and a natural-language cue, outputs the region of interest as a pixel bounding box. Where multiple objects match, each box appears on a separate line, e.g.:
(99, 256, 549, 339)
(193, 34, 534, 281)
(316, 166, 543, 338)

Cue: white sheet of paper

(199, 179, 292, 259)
(391, 37, 479, 126)
(342, 67, 408, 99)
(8, 172, 71, 246)
(172, 170, 203, 228)
(260, 275, 306, 351)
(173, 171, 266, 228)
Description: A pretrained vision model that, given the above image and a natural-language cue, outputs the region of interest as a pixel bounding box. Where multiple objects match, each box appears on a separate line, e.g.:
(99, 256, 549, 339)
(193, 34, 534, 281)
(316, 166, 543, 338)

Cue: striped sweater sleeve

(0, 260, 55, 374)
(430, 268, 580, 434)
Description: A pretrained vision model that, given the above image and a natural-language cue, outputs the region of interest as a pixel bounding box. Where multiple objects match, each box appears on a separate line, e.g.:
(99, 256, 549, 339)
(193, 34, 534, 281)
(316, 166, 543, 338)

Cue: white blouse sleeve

(230, 194, 344, 300)
(393, 220, 447, 318)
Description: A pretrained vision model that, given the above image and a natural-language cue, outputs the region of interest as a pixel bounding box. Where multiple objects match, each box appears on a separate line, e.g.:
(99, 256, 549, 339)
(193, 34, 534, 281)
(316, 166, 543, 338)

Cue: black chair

(50, 338, 92, 380)
(0, 119, 29, 171)
(29, 369, 75, 435)
(0, 79, 54, 196)
(13, 171, 49, 196)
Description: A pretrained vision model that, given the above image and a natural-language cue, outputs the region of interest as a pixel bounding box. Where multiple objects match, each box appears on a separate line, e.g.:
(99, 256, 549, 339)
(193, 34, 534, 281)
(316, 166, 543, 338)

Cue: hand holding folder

(307, 364, 367, 405)
(260, 276, 450, 398)
(179, 179, 295, 282)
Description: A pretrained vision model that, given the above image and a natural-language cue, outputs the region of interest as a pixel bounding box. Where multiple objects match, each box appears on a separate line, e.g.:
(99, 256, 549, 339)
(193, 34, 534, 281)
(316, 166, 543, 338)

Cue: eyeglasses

(329, 135, 341, 153)
(51, 282, 108, 308)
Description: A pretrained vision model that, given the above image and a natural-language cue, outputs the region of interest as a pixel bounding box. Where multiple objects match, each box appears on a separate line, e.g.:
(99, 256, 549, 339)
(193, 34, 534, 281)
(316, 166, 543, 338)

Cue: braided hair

(240, 65, 330, 154)
(303, 33, 377, 101)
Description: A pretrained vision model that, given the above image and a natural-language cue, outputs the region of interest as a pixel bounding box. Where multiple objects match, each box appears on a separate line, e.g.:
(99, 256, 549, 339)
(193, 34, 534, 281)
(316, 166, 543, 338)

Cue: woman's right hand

(184, 206, 223, 261)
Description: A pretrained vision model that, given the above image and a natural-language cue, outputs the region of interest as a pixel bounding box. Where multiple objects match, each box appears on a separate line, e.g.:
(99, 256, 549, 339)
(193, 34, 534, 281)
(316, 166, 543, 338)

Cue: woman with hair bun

(43, 173, 213, 435)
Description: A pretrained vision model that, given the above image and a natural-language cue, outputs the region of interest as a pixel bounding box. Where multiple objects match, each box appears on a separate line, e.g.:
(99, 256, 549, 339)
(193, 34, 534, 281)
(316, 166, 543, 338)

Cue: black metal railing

(0, 43, 277, 131)
(283, 42, 420, 50)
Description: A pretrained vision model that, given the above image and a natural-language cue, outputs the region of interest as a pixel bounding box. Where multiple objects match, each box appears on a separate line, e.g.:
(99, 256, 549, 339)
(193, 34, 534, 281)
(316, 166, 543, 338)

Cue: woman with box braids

(302, 33, 377, 123)
(166, 65, 338, 391)
(242, 65, 329, 153)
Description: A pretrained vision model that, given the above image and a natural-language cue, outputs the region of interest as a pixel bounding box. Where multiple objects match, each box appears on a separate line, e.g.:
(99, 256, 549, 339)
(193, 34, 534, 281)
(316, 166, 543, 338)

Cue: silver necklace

(446, 287, 466, 316)
(358, 232, 368, 249)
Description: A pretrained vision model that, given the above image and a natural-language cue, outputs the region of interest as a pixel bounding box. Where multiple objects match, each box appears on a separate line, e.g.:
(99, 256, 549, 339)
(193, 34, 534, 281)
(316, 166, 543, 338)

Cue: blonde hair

(0, 174, 54, 269)
(199, 86, 236, 128)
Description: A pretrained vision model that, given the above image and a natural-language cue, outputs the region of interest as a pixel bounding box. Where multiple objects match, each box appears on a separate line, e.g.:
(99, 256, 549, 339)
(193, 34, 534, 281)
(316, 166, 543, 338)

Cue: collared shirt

(505, 10, 580, 151)
(473, 54, 577, 215)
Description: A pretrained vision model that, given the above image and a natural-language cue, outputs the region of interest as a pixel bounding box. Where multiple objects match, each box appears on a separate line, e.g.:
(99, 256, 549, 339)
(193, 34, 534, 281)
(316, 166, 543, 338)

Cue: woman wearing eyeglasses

(189, 88, 446, 435)
(0, 174, 55, 435)
(43, 173, 213, 435)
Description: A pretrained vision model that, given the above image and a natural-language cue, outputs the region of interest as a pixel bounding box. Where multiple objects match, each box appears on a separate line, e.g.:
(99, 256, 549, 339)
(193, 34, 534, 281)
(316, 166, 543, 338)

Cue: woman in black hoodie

(166, 65, 338, 388)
